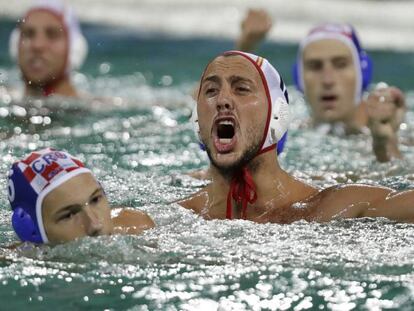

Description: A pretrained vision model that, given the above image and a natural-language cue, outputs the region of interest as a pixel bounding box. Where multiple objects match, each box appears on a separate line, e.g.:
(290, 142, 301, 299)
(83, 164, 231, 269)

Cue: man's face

(18, 10, 68, 86)
(197, 55, 268, 173)
(42, 173, 113, 244)
(302, 39, 357, 124)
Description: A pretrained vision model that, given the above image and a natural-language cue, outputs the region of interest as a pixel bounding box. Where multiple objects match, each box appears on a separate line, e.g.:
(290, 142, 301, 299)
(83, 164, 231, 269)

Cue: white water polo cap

(9, 0, 88, 72)
(293, 23, 373, 104)
(8, 148, 92, 244)
(192, 50, 290, 155)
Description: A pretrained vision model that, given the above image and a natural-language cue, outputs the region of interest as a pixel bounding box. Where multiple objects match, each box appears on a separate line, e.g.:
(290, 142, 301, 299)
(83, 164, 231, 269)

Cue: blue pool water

(1, 11, 414, 311)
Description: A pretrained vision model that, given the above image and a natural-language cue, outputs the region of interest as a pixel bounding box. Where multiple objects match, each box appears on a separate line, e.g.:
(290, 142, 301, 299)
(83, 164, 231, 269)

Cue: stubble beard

(205, 125, 263, 180)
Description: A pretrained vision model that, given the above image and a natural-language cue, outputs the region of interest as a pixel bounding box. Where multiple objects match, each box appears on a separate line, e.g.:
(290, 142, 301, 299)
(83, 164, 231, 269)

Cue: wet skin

(18, 10, 68, 87)
(181, 55, 414, 224)
(42, 173, 155, 244)
(197, 55, 267, 173)
(302, 39, 357, 125)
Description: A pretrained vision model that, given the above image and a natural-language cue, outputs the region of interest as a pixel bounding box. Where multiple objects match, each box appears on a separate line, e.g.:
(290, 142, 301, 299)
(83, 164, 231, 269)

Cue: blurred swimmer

(181, 51, 414, 223)
(236, 14, 406, 162)
(7, 148, 154, 245)
(236, 9, 272, 52)
(294, 23, 405, 162)
(9, 0, 88, 98)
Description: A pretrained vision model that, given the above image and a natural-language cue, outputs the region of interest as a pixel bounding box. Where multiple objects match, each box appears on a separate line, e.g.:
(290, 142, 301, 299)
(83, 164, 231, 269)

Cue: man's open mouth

(320, 95, 338, 108)
(321, 95, 338, 101)
(213, 118, 237, 153)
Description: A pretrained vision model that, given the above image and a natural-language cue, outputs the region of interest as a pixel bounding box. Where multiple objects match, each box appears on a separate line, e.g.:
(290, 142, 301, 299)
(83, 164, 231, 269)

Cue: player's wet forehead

(303, 39, 352, 60)
(202, 55, 262, 86)
(22, 10, 64, 30)
(43, 173, 99, 212)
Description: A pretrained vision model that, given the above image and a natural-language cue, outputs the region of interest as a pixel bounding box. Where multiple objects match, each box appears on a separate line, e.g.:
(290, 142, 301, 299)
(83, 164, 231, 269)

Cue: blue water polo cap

(8, 148, 91, 244)
(293, 23, 373, 103)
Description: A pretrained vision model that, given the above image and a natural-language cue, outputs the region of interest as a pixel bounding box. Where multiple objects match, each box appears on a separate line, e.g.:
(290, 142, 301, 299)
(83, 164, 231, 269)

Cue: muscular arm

(316, 184, 414, 222)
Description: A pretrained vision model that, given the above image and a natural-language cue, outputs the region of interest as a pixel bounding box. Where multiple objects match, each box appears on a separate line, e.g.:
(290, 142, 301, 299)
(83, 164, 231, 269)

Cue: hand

(365, 85, 406, 162)
(366, 86, 405, 138)
(236, 9, 273, 52)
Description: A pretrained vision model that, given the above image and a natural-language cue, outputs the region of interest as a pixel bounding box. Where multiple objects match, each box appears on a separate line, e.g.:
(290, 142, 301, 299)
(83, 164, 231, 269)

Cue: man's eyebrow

(53, 187, 103, 217)
(228, 75, 254, 84)
(202, 75, 221, 84)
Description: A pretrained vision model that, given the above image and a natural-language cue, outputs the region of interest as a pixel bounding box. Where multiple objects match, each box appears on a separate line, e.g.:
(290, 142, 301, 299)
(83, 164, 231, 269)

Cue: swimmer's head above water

(293, 23, 373, 124)
(180, 51, 414, 224)
(9, 0, 88, 97)
(193, 51, 289, 218)
(8, 148, 113, 244)
(192, 51, 289, 155)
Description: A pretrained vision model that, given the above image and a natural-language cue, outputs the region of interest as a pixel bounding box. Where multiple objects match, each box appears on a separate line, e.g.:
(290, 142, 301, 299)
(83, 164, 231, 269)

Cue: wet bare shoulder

(112, 208, 155, 235)
(177, 186, 209, 214)
(312, 184, 393, 221)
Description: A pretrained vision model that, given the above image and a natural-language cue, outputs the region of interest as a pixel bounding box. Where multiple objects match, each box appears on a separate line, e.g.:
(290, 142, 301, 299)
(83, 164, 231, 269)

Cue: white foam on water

(0, 0, 413, 51)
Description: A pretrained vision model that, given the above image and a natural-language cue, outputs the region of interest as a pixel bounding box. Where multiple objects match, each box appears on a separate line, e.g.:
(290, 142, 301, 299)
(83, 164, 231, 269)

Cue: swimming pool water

(1, 19, 414, 310)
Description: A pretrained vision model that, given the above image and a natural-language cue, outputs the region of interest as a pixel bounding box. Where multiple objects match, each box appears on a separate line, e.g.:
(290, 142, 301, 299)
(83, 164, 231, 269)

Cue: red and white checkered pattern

(15, 148, 85, 194)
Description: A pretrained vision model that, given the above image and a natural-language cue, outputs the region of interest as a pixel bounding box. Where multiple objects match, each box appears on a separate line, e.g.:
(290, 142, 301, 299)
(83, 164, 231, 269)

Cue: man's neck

(24, 76, 78, 98)
(208, 150, 301, 216)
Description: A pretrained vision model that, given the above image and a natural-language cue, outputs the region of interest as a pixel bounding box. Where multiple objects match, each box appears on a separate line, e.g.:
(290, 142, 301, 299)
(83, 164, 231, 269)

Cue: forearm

(372, 133, 402, 162)
(362, 189, 414, 222)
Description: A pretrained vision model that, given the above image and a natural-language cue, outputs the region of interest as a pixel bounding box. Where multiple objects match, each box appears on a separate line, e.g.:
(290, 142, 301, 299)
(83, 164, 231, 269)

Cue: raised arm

(365, 84, 406, 162)
(236, 9, 272, 52)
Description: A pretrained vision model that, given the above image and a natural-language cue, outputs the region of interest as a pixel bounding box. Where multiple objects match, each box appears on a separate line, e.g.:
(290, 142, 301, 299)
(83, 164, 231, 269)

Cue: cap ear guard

(12, 207, 43, 243)
(9, 28, 19, 62)
(268, 97, 290, 145)
(8, 172, 44, 243)
(360, 51, 372, 91)
(292, 61, 302, 92)
(70, 32, 88, 70)
(191, 105, 206, 151)
(276, 132, 288, 155)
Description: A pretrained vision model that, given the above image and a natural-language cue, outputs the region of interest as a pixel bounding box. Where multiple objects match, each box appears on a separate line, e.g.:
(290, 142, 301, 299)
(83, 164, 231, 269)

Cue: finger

(388, 86, 405, 108)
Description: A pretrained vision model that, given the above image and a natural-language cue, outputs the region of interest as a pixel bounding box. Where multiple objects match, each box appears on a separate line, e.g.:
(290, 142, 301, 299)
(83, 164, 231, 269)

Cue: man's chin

(319, 111, 343, 123)
(207, 145, 259, 178)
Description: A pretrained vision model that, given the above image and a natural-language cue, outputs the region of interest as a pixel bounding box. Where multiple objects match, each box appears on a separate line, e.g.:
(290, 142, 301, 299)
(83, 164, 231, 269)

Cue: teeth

(218, 120, 234, 126)
(219, 138, 232, 144)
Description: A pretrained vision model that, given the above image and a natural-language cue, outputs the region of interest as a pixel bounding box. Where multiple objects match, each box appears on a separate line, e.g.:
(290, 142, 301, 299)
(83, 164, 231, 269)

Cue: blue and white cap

(8, 148, 91, 243)
(293, 23, 373, 104)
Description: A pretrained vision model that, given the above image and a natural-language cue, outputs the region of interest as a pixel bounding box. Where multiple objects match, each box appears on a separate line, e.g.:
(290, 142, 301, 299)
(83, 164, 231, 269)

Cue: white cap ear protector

(190, 103, 201, 142)
(8, 0, 88, 73)
(268, 97, 289, 145)
(193, 51, 290, 155)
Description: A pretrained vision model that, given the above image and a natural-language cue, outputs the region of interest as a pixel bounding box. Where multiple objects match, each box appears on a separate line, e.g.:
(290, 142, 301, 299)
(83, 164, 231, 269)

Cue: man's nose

(83, 206, 104, 237)
(30, 33, 48, 50)
(321, 65, 336, 87)
(216, 87, 234, 111)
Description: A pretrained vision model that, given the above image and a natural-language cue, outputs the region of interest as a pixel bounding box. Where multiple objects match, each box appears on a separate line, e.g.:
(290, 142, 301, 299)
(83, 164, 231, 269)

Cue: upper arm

(316, 185, 394, 221)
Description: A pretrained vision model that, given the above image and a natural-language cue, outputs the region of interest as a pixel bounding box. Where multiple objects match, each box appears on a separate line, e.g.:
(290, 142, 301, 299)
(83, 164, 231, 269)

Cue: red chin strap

(226, 166, 257, 219)
(42, 83, 56, 96)
(23, 73, 66, 97)
(225, 144, 276, 220)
